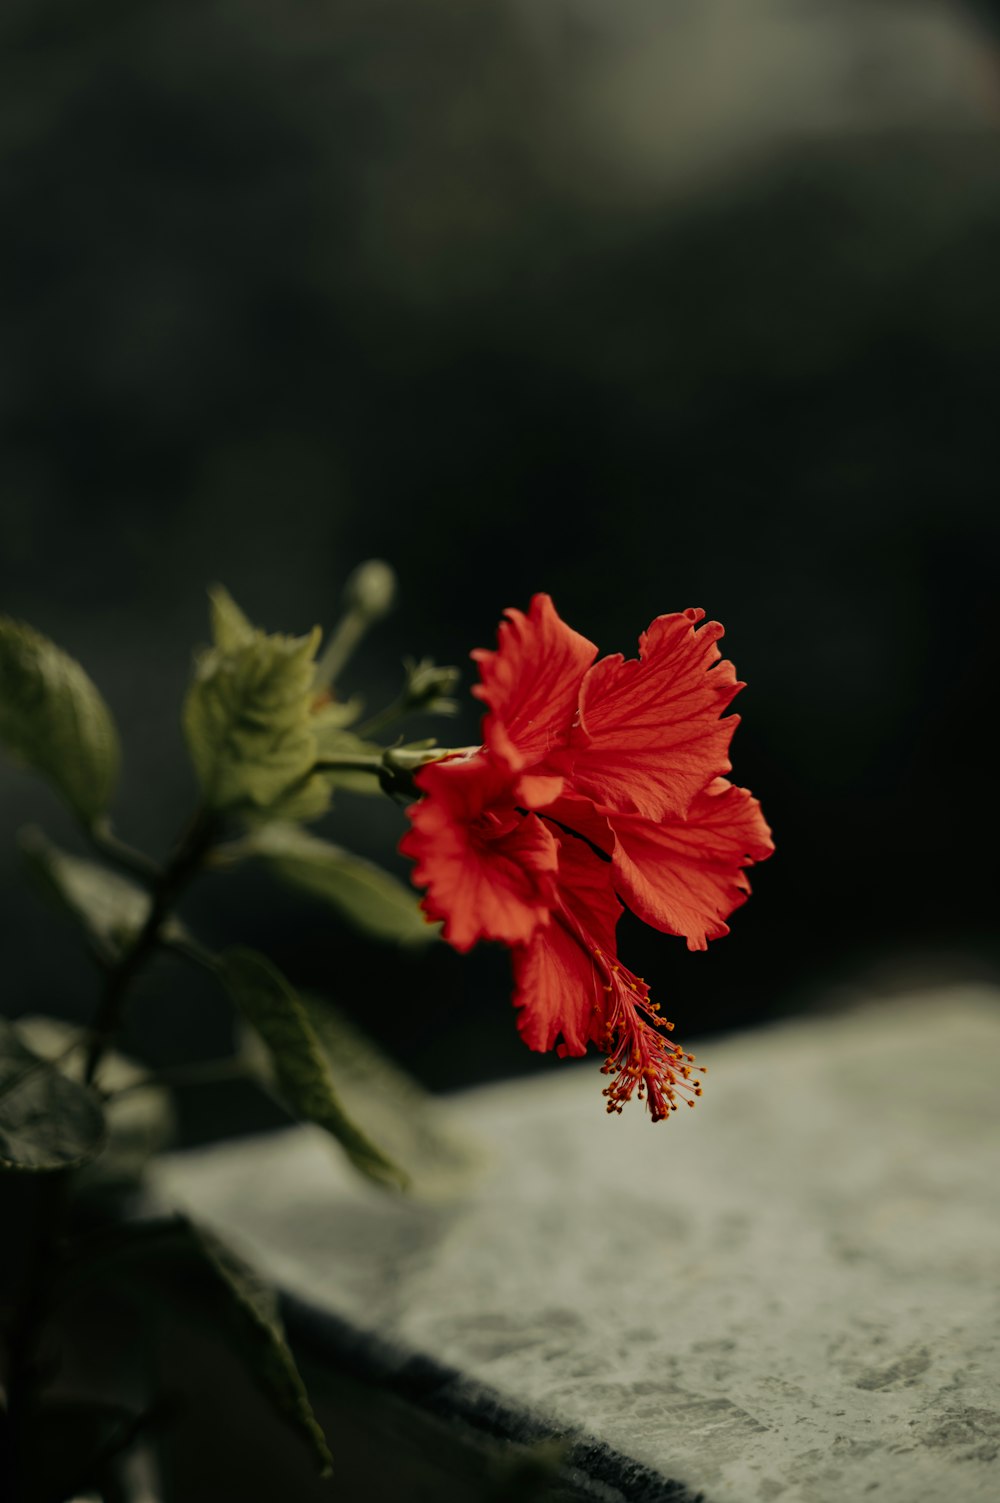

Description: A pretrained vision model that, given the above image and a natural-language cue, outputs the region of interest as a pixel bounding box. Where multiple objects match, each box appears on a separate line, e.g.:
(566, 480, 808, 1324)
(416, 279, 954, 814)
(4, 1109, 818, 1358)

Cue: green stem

(312, 753, 385, 775)
(311, 748, 443, 802)
(87, 818, 163, 886)
(0, 1036, 87, 1109)
(159, 931, 220, 974)
(354, 698, 410, 741)
(3, 809, 220, 1498)
(313, 745, 465, 781)
(109, 1055, 249, 1096)
(312, 560, 396, 691)
(312, 609, 369, 690)
(84, 807, 218, 1086)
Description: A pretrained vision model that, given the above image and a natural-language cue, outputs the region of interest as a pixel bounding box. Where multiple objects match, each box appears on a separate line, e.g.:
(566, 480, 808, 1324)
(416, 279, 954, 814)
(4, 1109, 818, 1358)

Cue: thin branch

(312, 753, 385, 775)
(109, 1055, 251, 1097)
(159, 931, 221, 974)
(84, 807, 219, 1086)
(353, 694, 411, 740)
(0, 1033, 84, 1103)
(87, 818, 163, 885)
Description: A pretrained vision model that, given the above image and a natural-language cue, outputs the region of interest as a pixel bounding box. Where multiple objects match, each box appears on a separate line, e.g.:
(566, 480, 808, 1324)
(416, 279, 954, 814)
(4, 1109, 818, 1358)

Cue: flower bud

(342, 560, 397, 623)
(402, 657, 461, 717)
(314, 560, 399, 692)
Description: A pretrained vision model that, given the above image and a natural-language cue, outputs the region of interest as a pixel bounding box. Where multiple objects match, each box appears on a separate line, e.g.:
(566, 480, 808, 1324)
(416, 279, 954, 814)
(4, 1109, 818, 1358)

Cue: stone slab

(155, 988, 1000, 1502)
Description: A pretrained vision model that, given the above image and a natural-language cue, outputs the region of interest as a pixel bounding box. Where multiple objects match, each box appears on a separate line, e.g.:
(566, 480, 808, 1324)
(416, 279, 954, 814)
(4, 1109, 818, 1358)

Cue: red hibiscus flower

(400, 595, 773, 1121)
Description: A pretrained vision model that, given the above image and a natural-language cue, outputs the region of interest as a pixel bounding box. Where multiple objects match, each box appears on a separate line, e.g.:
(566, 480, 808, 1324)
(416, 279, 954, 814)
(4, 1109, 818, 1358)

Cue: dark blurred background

(2, 0, 999, 1120)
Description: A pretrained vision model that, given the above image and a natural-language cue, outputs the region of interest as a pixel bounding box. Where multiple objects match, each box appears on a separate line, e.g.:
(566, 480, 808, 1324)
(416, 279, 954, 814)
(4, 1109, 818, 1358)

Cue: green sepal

(0, 616, 120, 822)
(19, 827, 186, 962)
(219, 947, 406, 1190)
(182, 590, 324, 814)
(238, 822, 437, 946)
(0, 1017, 106, 1172)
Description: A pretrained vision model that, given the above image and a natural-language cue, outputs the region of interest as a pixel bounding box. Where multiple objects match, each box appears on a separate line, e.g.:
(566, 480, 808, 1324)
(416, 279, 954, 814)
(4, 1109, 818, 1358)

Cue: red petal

(609, 780, 774, 951)
(511, 831, 621, 1056)
(552, 828, 622, 955)
(571, 609, 743, 820)
(535, 792, 615, 855)
(512, 831, 705, 1124)
(471, 594, 597, 774)
(400, 755, 559, 952)
(515, 772, 566, 809)
(512, 918, 600, 1057)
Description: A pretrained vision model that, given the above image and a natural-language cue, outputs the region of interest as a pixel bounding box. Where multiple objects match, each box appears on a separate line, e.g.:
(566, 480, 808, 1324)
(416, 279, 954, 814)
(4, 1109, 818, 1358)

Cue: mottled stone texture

(157, 989, 1000, 1502)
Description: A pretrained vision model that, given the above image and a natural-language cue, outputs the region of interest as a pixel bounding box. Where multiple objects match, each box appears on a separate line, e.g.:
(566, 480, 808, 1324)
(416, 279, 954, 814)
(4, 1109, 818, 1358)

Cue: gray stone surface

(156, 988, 1000, 1502)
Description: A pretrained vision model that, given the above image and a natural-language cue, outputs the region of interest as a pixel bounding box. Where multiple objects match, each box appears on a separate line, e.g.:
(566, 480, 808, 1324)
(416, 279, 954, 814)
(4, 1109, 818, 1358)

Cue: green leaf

(19, 827, 186, 961)
(0, 616, 119, 822)
(243, 754, 336, 825)
(54, 1215, 331, 1476)
(194, 1224, 332, 1476)
(310, 721, 385, 796)
(241, 822, 437, 946)
(219, 947, 406, 1190)
(208, 583, 255, 652)
(183, 592, 324, 814)
(17, 1017, 176, 1193)
(231, 720, 381, 821)
(312, 692, 363, 730)
(242, 992, 480, 1200)
(0, 1017, 106, 1172)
